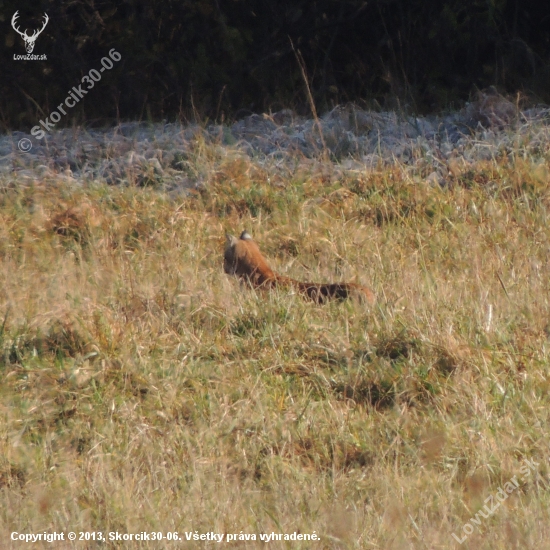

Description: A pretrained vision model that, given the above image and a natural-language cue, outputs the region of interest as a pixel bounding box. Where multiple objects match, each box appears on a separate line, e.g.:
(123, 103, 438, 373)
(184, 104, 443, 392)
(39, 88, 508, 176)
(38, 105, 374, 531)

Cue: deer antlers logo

(12, 11, 49, 53)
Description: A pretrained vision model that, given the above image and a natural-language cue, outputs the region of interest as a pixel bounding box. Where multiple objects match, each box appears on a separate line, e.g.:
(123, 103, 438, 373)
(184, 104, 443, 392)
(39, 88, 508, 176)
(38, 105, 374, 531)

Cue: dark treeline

(2, 0, 550, 131)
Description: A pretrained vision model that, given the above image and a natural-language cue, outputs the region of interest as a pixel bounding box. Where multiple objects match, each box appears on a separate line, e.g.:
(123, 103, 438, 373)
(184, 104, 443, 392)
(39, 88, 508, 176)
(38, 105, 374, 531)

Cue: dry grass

(1, 143, 550, 549)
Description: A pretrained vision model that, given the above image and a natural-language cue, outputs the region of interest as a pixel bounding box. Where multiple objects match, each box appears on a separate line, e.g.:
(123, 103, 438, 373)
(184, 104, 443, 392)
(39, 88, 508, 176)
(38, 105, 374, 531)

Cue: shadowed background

(2, 0, 550, 130)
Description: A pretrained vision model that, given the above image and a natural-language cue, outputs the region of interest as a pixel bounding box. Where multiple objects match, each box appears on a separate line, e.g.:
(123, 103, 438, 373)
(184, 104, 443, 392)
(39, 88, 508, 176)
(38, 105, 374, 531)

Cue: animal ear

(240, 230, 253, 240)
(225, 233, 238, 247)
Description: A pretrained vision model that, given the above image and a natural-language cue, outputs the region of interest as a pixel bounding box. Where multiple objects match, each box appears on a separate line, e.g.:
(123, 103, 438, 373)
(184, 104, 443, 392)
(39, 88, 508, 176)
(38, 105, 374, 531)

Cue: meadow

(1, 134, 550, 548)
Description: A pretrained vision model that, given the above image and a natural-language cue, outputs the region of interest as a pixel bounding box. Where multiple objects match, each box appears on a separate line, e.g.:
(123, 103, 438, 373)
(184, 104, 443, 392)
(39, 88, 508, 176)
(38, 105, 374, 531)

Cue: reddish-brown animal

(224, 231, 375, 305)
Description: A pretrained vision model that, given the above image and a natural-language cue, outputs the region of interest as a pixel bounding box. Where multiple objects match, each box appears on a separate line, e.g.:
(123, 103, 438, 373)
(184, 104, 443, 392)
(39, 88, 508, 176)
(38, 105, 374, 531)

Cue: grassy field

(1, 141, 550, 548)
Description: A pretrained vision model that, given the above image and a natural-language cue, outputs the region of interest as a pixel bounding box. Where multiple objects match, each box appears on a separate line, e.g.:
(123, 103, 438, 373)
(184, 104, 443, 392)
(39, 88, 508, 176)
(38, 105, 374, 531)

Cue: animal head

(224, 230, 275, 284)
(224, 230, 254, 275)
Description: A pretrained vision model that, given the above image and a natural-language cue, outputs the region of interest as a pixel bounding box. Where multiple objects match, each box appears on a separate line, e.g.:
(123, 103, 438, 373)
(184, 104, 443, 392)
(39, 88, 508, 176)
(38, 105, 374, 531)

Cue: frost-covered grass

(1, 132, 550, 548)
